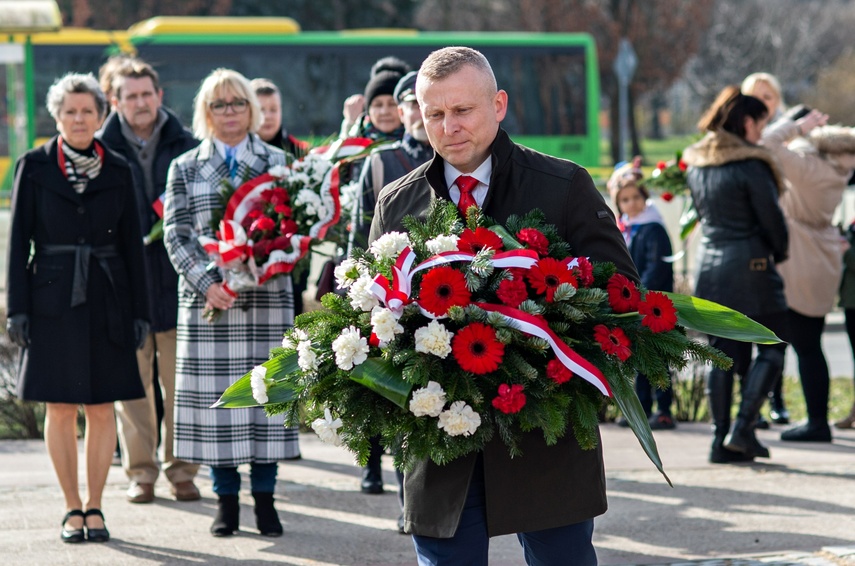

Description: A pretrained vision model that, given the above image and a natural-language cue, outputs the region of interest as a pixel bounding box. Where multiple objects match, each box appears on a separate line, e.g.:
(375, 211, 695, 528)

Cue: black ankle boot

(210, 494, 239, 537)
(252, 492, 283, 537)
(724, 350, 783, 455)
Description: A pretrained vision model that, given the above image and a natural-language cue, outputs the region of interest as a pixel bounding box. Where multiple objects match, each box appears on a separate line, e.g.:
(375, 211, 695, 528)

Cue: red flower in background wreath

(496, 277, 528, 307)
(249, 215, 276, 235)
(638, 291, 678, 333)
(418, 266, 472, 316)
(526, 257, 578, 302)
(261, 187, 289, 206)
(593, 324, 632, 361)
(280, 218, 299, 237)
(517, 228, 549, 255)
(661, 192, 675, 202)
(492, 383, 526, 414)
(452, 322, 505, 374)
(546, 358, 574, 384)
(606, 273, 641, 313)
(457, 227, 504, 254)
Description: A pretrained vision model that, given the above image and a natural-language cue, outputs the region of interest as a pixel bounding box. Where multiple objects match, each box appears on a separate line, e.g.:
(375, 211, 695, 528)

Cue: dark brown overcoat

(369, 129, 639, 538)
(7, 136, 148, 404)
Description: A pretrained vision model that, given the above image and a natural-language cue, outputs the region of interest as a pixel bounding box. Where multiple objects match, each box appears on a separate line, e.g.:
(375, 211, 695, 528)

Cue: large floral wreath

(215, 200, 779, 481)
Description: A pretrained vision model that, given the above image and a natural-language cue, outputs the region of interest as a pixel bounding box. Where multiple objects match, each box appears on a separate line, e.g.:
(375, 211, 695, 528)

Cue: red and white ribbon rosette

(198, 219, 250, 269)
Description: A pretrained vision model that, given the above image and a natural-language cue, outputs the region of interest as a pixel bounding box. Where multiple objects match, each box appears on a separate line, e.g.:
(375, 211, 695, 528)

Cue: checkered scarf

(60, 138, 102, 193)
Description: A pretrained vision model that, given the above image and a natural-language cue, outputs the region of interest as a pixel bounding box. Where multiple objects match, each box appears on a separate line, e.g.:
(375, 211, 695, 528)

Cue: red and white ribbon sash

(198, 219, 249, 267)
(370, 246, 539, 314)
(478, 303, 611, 397)
(224, 173, 277, 225)
(253, 235, 313, 284)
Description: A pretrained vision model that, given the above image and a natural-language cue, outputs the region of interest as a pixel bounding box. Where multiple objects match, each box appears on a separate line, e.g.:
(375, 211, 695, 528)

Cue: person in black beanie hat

(340, 56, 411, 139)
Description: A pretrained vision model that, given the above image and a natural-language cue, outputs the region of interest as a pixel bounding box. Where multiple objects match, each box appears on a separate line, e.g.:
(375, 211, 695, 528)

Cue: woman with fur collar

(682, 85, 790, 464)
(761, 108, 855, 443)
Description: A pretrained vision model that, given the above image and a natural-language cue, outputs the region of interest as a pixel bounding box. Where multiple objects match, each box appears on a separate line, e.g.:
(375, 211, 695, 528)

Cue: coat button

(77, 206, 85, 214)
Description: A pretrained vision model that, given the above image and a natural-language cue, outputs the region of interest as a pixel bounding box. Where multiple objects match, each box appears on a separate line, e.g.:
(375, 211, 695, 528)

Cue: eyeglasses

(209, 98, 249, 115)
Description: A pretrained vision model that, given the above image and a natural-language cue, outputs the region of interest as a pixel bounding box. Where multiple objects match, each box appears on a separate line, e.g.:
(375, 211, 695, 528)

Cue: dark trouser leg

(362, 435, 384, 494)
(654, 370, 674, 416)
(635, 373, 653, 418)
(517, 519, 597, 566)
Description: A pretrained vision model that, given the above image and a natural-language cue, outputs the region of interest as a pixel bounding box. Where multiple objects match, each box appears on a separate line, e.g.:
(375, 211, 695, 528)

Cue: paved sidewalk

(0, 422, 853, 565)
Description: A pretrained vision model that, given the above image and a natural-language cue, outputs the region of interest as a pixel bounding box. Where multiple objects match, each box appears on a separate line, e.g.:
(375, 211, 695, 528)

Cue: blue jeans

(412, 456, 597, 565)
(210, 463, 277, 495)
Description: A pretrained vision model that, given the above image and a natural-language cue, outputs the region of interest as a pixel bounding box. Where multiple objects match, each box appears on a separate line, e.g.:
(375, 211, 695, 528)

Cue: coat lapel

(32, 138, 83, 205)
(196, 138, 230, 192)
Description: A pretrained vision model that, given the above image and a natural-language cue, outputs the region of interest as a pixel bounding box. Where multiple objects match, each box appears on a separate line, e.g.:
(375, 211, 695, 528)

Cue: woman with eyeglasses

(163, 68, 299, 538)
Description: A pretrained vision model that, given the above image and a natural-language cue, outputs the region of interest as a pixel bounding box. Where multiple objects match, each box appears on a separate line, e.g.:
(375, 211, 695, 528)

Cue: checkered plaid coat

(163, 135, 300, 467)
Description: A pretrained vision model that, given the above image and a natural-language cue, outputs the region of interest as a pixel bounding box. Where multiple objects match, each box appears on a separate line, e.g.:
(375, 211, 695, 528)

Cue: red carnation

(606, 273, 641, 313)
(280, 218, 299, 237)
(452, 322, 505, 375)
(678, 160, 688, 171)
(274, 204, 292, 216)
(526, 257, 578, 302)
(418, 266, 472, 317)
(661, 191, 674, 202)
(492, 383, 526, 414)
(251, 239, 274, 260)
(246, 208, 263, 219)
(270, 235, 293, 251)
(250, 215, 275, 235)
(457, 227, 504, 254)
(517, 228, 549, 255)
(639, 291, 678, 333)
(262, 187, 289, 206)
(656, 161, 667, 170)
(496, 277, 528, 307)
(570, 257, 594, 287)
(593, 324, 632, 361)
(546, 358, 574, 384)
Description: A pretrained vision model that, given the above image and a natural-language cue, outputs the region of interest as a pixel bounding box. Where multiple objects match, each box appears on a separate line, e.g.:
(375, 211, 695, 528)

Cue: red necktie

(456, 175, 479, 217)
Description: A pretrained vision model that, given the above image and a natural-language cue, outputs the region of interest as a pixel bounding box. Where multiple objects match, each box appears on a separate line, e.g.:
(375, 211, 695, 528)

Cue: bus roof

(128, 16, 301, 37)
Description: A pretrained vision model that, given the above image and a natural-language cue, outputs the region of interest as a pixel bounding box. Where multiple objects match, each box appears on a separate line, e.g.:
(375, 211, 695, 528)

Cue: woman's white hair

(192, 68, 263, 140)
(46, 73, 107, 120)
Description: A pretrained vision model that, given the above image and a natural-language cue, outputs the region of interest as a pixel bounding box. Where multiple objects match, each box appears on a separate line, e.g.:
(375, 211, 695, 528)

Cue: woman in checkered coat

(163, 69, 299, 538)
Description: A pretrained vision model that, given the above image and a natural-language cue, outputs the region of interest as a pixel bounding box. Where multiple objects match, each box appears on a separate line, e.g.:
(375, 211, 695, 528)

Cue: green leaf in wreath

(679, 205, 699, 240)
(212, 353, 300, 408)
(349, 357, 412, 409)
(664, 292, 783, 344)
(487, 224, 524, 250)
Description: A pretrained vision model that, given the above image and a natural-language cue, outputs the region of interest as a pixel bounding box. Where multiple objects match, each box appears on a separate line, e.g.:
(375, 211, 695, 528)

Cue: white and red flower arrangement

(217, 201, 779, 478)
(641, 150, 697, 239)
(200, 139, 374, 321)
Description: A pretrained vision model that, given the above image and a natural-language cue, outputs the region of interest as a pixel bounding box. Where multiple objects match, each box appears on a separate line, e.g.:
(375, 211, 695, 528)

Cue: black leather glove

(133, 319, 150, 350)
(6, 314, 30, 348)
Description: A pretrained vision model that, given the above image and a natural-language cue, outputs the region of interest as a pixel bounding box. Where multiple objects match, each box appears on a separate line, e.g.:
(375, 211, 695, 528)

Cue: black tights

(788, 308, 829, 423)
(846, 309, 855, 392)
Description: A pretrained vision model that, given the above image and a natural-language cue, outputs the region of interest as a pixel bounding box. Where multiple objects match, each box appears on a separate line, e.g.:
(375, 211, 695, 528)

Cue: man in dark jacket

(369, 47, 638, 565)
(98, 58, 200, 505)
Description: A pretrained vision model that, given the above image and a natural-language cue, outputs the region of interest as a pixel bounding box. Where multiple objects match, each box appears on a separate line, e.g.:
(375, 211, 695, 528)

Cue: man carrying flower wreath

(369, 47, 639, 566)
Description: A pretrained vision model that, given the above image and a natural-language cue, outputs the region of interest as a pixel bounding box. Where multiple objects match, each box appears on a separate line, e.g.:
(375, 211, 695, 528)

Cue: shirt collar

(443, 157, 492, 190)
(213, 135, 249, 160)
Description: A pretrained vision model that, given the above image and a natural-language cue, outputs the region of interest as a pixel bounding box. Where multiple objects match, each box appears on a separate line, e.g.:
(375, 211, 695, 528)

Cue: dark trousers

(788, 308, 829, 423)
(636, 372, 673, 417)
(412, 456, 597, 566)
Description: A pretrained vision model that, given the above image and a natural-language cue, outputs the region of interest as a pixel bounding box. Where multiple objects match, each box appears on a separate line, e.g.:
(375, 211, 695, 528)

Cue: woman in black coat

(683, 85, 789, 464)
(5, 73, 148, 543)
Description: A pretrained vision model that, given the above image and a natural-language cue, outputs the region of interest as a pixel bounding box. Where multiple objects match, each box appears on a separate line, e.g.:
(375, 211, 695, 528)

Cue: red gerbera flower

(517, 228, 549, 255)
(526, 257, 578, 302)
(569, 257, 594, 287)
(496, 277, 528, 307)
(452, 322, 505, 374)
(418, 266, 472, 316)
(492, 383, 526, 414)
(546, 358, 574, 384)
(606, 273, 641, 313)
(457, 227, 504, 253)
(593, 324, 632, 361)
(661, 191, 674, 202)
(639, 291, 678, 333)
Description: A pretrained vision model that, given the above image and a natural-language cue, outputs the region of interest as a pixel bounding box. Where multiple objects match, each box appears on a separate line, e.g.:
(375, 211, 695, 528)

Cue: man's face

(398, 99, 428, 143)
(114, 76, 162, 134)
(418, 65, 507, 173)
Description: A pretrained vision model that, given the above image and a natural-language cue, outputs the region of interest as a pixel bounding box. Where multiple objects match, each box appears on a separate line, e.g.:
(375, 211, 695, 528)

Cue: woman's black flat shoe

(84, 508, 110, 542)
(61, 509, 85, 543)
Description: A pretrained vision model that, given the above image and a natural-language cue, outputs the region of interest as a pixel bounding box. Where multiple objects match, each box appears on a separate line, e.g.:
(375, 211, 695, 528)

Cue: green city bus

(1, 16, 600, 190)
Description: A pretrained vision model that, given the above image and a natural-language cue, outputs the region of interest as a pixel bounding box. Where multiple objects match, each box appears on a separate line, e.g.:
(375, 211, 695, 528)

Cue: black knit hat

(364, 70, 402, 109)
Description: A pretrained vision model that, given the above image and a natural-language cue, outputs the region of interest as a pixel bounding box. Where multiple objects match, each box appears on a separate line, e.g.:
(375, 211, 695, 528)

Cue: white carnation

(297, 340, 318, 372)
(281, 328, 307, 349)
(331, 326, 370, 370)
(437, 401, 481, 437)
(311, 408, 343, 446)
(288, 172, 311, 186)
(414, 320, 454, 358)
(370, 306, 404, 345)
(267, 165, 288, 179)
(409, 381, 447, 417)
(348, 275, 380, 312)
(369, 232, 410, 260)
(334, 258, 365, 289)
(250, 365, 269, 405)
(426, 234, 460, 255)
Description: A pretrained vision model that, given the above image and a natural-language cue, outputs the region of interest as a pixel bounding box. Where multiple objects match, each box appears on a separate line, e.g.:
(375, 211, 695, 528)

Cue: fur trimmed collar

(683, 130, 785, 194)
